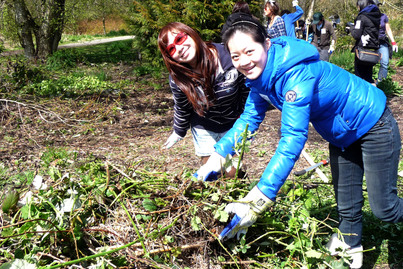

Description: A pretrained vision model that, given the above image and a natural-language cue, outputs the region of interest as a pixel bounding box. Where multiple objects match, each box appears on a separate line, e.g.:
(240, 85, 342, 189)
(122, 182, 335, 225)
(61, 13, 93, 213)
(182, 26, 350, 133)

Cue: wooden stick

(300, 149, 330, 183)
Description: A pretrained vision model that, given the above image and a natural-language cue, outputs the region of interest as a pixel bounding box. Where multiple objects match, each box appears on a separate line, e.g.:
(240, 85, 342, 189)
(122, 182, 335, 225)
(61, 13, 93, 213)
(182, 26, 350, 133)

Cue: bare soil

(1, 65, 403, 179)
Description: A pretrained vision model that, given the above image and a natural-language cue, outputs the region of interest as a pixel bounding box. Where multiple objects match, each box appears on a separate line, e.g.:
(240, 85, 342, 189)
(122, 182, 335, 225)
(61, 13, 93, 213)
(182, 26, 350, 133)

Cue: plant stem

(235, 124, 249, 178)
(38, 239, 140, 269)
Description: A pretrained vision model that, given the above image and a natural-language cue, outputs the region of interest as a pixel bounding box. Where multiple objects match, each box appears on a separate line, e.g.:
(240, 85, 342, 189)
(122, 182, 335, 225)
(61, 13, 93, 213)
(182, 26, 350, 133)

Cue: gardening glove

(328, 40, 335, 54)
(392, 42, 398, 53)
(219, 186, 274, 241)
(163, 131, 183, 149)
(292, 0, 298, 7)
(193, 152, 228, 181)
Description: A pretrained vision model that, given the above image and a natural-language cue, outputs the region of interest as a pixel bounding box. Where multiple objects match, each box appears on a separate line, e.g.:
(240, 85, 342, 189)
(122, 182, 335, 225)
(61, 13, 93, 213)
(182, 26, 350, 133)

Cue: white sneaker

(326, 233, 363, 269)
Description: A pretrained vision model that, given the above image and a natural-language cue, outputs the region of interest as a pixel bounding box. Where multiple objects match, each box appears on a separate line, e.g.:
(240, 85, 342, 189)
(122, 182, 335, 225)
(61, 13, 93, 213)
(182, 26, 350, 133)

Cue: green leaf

(163, 235, 174, 244)
(214, 209, 229, 222)
(329, 259, 350, 269)
(142, 198, 157, 211)
(211, 193, 220, 202)
(1, 191, 19, 213)
(0, 259, 37, 269)
(305, 249, 323, 258)
(191, 216, 202, 231)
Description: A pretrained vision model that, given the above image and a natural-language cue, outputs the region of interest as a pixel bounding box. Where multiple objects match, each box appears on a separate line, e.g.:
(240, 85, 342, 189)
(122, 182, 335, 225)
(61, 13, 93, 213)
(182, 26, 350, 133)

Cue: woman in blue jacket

(195, 12, 402, 269)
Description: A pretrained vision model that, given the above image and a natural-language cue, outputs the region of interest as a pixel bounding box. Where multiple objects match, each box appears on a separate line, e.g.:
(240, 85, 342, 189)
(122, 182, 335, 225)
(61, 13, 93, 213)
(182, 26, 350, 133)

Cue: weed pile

(0, 139, 355, 268)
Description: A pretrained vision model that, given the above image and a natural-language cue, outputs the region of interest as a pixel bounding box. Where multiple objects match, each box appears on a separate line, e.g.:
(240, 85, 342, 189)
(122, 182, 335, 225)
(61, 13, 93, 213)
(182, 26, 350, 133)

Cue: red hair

(158, 22, 217, 116)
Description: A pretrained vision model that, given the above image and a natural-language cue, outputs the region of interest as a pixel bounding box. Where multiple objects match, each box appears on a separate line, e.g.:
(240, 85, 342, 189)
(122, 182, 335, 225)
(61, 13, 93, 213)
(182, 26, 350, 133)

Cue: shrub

(0, 41, 4, 54)
(106, 29, 129, 37)
(0, 57, 47, 93)
(23, 73, 113, 97)
(126, 0, 264, 67)
(46, 49, 83, 70)
(377, 77, 402, 96)
(330, 50, 355, 73)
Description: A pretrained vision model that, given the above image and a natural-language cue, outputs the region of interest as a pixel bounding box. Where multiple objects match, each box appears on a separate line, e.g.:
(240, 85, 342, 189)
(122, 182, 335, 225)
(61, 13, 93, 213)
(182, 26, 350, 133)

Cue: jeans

(329, 107, 403, 248)
(377, 43, 390, 81)
(191, 127, 228, 156)
(317, 47, 330, 62)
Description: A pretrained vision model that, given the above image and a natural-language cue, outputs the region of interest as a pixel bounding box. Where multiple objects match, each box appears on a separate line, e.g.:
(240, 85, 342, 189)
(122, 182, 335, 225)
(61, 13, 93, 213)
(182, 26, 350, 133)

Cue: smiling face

(167, 29, 197, 68)
(227, 31, 270, 80)
(264, 6, 272, 17)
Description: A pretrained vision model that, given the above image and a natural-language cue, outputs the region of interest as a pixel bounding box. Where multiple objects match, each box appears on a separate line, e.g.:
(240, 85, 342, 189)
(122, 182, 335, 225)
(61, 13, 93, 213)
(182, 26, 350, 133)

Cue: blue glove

(193, 152, 230, 181)
(193, 170, 220, 182)
(218, 186, 274, 241)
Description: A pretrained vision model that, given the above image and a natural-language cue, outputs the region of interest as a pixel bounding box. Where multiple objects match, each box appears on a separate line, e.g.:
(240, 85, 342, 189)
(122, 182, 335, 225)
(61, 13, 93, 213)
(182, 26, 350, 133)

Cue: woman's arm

(385, 22, 398, 52)
(257, 68, 316, 200)
(350, 15, 364, 41)
(170, 83, 193, 137)
(385, 22, 395, 43)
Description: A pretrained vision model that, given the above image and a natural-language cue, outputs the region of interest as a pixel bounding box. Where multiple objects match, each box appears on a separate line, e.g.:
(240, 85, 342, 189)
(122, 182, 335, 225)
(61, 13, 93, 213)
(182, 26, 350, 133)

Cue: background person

(311, 11, 336, 61)
(280, 0, 304, 38)
(374, 0, 399, 83)
(350, 0, 381, 84)
(296, 19, 313, 42)
(196, 12, 403, 269)
(158, 22, 250, 172)
(264, 0, 286, 38)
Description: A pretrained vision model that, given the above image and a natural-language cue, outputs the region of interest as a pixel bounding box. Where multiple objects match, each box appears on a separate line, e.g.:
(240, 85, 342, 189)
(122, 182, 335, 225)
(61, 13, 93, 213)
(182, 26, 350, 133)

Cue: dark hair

(222, 15, 268, 50)
(264, 1, 280, 17)
(158, 22, 217, 116)
(281, 9, 291, 16)
(232, 1, 251, 14)
(357, 0, 375, 10)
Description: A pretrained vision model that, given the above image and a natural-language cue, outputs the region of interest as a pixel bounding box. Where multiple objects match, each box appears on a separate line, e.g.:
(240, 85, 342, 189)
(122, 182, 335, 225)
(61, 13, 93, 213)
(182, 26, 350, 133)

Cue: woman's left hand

(163, 131, 183, 149)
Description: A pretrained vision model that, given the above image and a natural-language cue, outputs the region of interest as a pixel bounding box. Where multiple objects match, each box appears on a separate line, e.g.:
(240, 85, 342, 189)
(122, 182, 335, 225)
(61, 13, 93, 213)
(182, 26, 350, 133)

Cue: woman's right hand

(163, 131, 183, 149)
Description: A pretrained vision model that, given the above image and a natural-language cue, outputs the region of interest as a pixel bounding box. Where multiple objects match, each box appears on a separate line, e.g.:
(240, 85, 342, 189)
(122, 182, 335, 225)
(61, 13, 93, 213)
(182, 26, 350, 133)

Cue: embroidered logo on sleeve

(285, 90, 297, 102)
(355, 20, 361, 29)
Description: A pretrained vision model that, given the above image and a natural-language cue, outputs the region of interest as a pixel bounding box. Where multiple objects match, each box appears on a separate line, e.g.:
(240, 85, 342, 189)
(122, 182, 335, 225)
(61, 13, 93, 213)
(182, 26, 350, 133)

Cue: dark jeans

(329, 107, 403, 248)
(354, 55, 376, 83)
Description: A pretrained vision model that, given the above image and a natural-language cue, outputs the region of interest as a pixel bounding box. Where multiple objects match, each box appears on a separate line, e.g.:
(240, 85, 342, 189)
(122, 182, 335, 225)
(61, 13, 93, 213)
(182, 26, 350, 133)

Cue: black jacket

(351, 5, 381, 50)
(169, 43, 250, 137)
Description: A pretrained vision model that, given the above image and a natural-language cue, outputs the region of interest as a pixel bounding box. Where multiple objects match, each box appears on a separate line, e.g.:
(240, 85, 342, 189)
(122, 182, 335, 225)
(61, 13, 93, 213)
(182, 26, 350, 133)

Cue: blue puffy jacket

(214, 36, 386, 200)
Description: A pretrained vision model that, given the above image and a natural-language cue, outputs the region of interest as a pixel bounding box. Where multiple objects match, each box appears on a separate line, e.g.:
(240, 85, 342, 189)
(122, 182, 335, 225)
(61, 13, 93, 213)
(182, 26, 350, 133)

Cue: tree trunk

(12, 0, 65, 58)
(13, 0, 36, 57)
(102, 16, 106, 35)
(35, 0, 66, 58)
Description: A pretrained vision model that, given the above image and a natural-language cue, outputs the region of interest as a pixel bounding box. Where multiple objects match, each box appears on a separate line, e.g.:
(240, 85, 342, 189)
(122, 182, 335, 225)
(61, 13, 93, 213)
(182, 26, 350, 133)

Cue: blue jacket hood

(360, 4, 379, 14)
(246, 37, 319, 91)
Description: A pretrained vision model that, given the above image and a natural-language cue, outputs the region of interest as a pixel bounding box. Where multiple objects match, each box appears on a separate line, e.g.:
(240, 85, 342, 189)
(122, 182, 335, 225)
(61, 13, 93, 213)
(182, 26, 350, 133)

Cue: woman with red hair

(158, 22, 250, 171)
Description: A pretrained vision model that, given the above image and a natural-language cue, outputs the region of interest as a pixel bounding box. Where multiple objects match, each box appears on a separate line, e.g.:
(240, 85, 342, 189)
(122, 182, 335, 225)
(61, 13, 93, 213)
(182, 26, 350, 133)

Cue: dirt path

(1, 35, 135, 56)
(58, 35, 135, 49)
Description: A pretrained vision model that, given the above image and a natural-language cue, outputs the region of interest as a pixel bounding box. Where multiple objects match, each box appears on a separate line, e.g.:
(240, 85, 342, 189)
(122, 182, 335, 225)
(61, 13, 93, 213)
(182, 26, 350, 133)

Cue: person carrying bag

(350, 0, 381, 84)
